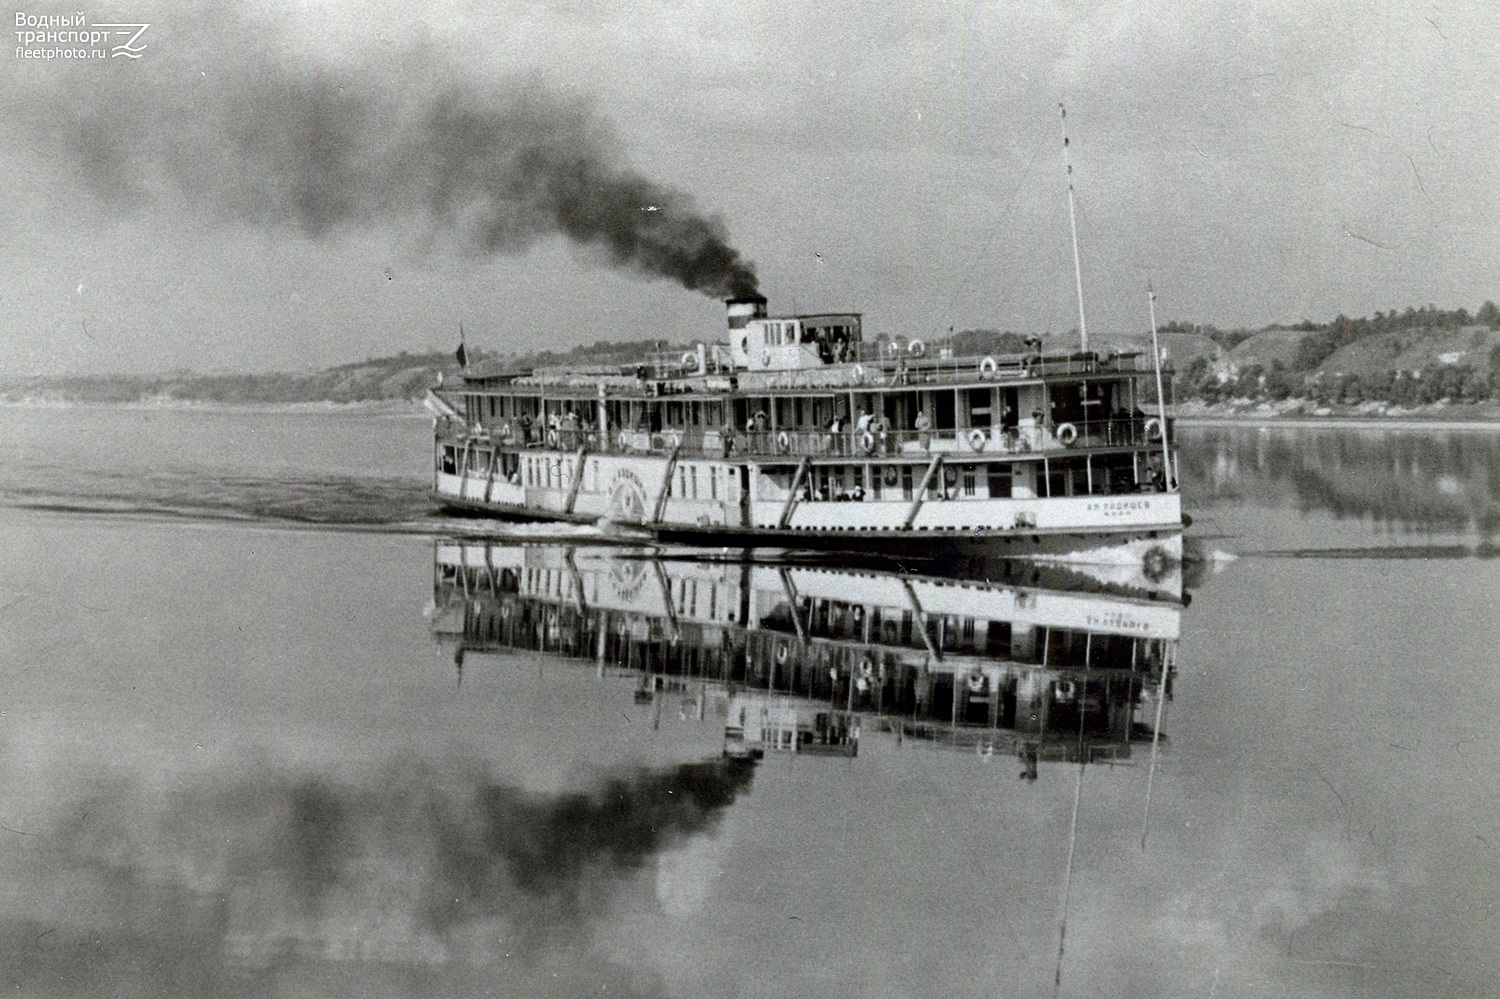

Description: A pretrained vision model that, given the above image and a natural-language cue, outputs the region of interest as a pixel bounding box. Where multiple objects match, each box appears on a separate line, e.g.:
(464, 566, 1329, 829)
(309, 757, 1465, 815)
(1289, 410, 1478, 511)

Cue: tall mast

(1146, 284, 1175, 490)
(1060, 104, 1088, 352)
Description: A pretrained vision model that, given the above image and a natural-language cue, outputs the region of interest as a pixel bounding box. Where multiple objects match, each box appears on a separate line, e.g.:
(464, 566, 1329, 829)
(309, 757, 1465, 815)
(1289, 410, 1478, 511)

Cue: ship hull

(432, 450, 1183, 566)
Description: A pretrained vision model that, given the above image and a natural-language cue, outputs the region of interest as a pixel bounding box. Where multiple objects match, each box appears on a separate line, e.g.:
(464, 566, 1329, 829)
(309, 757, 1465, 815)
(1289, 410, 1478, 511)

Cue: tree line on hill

(1173, 301, 1500, 407)
(4, 303, 1496, 409)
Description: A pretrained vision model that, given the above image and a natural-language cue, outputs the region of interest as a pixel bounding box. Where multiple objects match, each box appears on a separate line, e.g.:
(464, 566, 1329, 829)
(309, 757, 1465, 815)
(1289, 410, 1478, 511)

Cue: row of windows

(451, 447, 1148, 502)
(505, 455, 738, 503)
(791, 462, 1014, 501)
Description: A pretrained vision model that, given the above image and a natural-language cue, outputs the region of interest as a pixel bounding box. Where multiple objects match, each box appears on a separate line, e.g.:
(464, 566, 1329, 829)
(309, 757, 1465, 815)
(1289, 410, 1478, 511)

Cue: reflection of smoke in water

(6, 755, 754, 988)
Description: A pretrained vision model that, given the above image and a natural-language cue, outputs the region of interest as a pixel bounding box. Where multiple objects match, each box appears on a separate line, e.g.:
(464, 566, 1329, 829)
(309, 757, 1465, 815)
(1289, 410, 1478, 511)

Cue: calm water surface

(0, 407, 1496, 997)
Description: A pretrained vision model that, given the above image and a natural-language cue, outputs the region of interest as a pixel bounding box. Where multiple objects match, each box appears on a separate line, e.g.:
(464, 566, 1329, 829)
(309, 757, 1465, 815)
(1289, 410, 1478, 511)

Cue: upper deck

(463, 344, 1155, 397)
(434, 296, 1176, 472)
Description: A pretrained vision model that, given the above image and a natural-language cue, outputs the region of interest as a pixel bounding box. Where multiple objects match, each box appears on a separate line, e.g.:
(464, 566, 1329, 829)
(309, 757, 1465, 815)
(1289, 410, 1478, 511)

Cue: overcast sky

(4, 0, 1497, 375)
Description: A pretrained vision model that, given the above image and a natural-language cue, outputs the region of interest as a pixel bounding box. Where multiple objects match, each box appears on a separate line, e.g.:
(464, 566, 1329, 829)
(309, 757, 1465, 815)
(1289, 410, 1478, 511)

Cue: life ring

(966, 670, 985, 693)
(1144, 417, 1164, 441)
(859, 658, 874, 679)
(776, 430, 791, 453)
(775, 641, 790, 664)
(883, 466, 898, 487)
(978, 356, 998, 378)
(1056, 680, 1077, 700)
(681, 351, 696, 368)
(1056, 422, 1078, 446)
(885, 341, 900, 356)
(546, 428, 559, 447)
(908, 339, 926, 358)
(968, 428, 987, 451)
(1144, 545, 1169, 580)
(761, 349, 771, 367)
(943, 466, 958, 486)
(860, 431, 877, 454)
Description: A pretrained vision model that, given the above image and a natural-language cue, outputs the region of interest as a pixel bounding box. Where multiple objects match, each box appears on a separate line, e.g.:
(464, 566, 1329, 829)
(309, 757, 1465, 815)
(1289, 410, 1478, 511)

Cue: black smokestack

(11, 11, 759, 299)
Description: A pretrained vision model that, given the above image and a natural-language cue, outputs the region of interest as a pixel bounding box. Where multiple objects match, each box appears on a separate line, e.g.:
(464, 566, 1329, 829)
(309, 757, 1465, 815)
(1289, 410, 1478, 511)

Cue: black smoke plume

(12, 12, 759, 299)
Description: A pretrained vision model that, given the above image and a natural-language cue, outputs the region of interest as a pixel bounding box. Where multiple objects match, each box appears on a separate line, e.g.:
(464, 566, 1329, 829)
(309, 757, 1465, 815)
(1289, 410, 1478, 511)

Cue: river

(0, 405, 1495, 997)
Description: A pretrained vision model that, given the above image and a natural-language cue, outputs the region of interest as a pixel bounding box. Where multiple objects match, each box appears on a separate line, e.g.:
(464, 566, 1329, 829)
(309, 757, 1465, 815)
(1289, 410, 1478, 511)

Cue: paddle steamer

(429, 294, 1184, 562)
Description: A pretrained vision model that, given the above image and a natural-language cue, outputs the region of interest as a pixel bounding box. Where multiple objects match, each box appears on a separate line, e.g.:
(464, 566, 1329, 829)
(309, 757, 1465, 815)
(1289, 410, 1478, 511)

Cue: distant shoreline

(3, 397, 1496, 435)
(1175, 415, 1500, 432)
(4, 395, 1497, 429)
(0, 397, 427, 416)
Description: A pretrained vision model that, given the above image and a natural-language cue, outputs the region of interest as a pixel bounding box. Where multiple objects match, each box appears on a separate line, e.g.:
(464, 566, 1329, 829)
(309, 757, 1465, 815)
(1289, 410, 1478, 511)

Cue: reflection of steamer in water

(430, 542, 1181, 775)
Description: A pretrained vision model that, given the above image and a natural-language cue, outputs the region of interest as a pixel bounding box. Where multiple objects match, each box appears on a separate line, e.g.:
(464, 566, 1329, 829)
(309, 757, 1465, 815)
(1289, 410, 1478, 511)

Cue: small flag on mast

(455, 322, 468, 369)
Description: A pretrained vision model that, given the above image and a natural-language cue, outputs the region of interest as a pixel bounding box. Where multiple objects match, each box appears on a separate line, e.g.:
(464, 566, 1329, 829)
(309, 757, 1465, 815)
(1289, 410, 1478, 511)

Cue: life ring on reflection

(908, 339, 926, 358)
(761, 349, 771, 367)
(1144, 417, 1164, 441)
(883, 466, 899, 487)
(968, 428, 988, 451)
(860, 431, 877, 454)
(1143, 545, 1169, 580)
(546, 428, 559, 447)
(776, 430, 791, 453)
(1056, 680, 1077, 700)
(979, 356, 998, 378)
(943, 466, 958, 486)
(966, 670, 986, 693)
(775, 641, 790, 664)
(859, 658, 875, 679)
(681, 351, 695, 368)
(1056, 422, 1078, 446)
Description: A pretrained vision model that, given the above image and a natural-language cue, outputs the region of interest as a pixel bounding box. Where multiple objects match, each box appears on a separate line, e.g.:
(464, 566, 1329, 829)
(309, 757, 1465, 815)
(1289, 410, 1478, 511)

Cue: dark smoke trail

(12, 13, 758, 299)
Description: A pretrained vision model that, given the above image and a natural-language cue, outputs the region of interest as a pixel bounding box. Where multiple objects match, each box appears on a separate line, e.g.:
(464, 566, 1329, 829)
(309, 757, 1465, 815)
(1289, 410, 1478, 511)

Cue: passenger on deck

(914, 409, 932, 450)
(871, 413, 891, 454)
(1145, 454, 1167, 491)
(752, 410, 769, 451)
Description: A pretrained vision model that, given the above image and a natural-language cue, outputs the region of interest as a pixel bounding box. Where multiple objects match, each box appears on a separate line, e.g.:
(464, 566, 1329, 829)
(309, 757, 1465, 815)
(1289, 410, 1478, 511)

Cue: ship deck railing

(490, 347, 1164, 395)
(447, 415, 1172, 462)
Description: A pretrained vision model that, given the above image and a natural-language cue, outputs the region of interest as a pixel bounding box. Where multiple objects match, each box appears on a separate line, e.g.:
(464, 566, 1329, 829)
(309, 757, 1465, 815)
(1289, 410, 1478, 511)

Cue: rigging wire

(930, 128, 1051, 342)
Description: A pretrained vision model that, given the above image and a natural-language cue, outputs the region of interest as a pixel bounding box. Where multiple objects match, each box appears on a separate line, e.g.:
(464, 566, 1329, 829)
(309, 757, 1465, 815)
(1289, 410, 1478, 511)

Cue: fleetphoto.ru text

(15, 11, 147, 59)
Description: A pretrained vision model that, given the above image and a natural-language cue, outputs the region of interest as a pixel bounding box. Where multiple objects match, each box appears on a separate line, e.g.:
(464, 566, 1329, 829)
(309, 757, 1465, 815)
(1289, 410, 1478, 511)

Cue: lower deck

(433, 439, 1184, 560)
